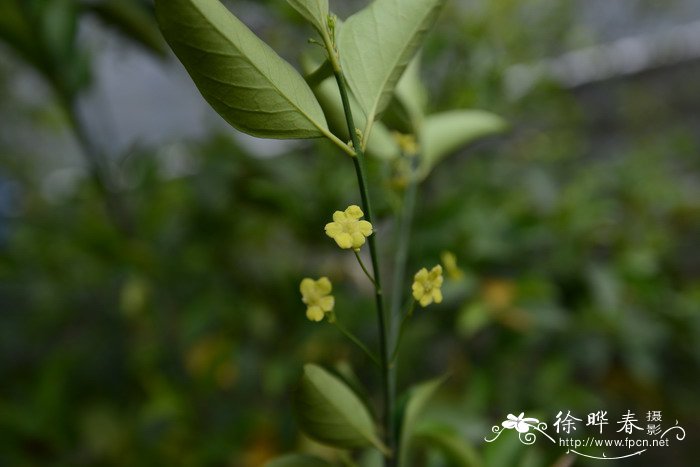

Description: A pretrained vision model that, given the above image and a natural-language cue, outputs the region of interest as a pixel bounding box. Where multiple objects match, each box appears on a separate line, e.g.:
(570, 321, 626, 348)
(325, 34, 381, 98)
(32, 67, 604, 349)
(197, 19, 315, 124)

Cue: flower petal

(300, 278, 315, 297)
(332, 211, 346, 223)
(334, 232, 353, 249)
(516, 421, 531, 433)
(319, 295, 335, 312)
(325, 222, 343, 237)
(316, 277, 332, 294)
(358, 220, 373, 236)
(345, 205, 363, 219)
(351, 232, 366, 249)
(432, 288, 443, 304)
(502, 420, 517, 429)
(419, 294, 432, 307)
(306, 306, 325, 322)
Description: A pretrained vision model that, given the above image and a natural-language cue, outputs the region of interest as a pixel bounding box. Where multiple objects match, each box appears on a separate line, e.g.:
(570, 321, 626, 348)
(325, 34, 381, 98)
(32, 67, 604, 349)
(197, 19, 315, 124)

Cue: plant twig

(354, 250, 377, 287)
(333, 320, 381, 367)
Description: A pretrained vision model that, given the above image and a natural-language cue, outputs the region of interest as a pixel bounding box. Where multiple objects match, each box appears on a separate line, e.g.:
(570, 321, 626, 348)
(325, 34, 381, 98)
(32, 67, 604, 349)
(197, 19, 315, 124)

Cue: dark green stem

(354, 250, 377, 287)
(329, 54, 394, 463)
(333, 319, 381, 367)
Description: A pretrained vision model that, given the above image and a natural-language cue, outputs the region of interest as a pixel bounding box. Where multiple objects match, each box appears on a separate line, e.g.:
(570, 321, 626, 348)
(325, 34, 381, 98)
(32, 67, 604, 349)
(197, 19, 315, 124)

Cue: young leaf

(339, 0, 446, 142)
(287, 0, 329, 35)
(265, 453, 333, 467)
(413, 423, 483, 467)
(398, 377, 445, 465)
(294, 364, 389, 454)
(420, 110, 507, 177)
(155, 0, 335, 141)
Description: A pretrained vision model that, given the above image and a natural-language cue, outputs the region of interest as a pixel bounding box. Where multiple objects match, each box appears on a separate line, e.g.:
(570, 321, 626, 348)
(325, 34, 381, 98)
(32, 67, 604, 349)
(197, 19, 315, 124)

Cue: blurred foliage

(0, 0, 699, 466)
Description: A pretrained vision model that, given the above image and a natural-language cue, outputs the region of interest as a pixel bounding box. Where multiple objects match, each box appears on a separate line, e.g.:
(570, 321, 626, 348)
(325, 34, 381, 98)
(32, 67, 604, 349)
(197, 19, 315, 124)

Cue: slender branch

(323, 24, 395, 463)
(333, 320, 381, 367)
(354, 250, 377, 287)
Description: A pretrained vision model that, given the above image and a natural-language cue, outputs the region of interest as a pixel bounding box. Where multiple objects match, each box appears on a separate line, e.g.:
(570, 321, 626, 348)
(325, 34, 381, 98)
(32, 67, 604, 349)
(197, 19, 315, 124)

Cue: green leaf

(413, 423, 483, 467)
(294, 364, 388, 454)
(301, 50, 400, 160)
(87, 0, 167, 57)
(420, 110, 508, 177)
(339, 0, 446, 140)
(398, 377, 445, 465)
(265, 453, 333, 467)
(287, 0, 329, 35)
(313, 76, 400, 160)
(155, 0, 333, 140)
(382, 55, 427, 134)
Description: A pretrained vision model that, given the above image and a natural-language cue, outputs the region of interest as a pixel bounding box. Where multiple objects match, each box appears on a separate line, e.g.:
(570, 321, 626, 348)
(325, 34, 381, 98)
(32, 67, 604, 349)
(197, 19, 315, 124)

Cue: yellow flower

(300, 277, 335, 322)
(412, 265, 444, 307)
(324, 205, 373, 251)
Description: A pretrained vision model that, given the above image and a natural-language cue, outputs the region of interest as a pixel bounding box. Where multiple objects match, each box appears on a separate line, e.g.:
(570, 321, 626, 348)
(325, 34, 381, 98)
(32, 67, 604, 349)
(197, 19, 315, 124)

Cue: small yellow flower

(324, 205, 373, 251)
(412, 265, 444, 307)
(440, 251, 465, 280)
(300, 277, 335, 322)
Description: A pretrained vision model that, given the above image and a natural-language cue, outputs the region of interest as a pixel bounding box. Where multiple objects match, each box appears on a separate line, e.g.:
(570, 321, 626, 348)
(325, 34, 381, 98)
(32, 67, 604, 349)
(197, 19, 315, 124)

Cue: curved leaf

(265, 453, 333, 467)
(420, 110, 507, 177)
(383, 55, 427, 134)
(155, 0, 331, 140)
(294, 364, 388, 454)
(398, 377, 445, 465)
(339, 0, 446, 140)
(287, 0, 329, 35)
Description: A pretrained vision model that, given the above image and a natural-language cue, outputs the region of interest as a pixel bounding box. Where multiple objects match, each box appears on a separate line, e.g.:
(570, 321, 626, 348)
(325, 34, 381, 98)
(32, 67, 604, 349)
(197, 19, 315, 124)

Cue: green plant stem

(333, 320, 380, 367)
(354, 250, 377, 287)
(324, 30, 394, 464)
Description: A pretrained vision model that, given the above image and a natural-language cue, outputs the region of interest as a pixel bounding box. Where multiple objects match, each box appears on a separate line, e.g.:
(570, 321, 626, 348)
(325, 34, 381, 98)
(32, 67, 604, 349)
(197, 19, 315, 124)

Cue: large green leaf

(398, 377, 445, 465)
(265, 453, 333, 467)
(294, 364, 388, 454)
(420, 110, 507, 177)
(287, 0, 329, 35)
(413, 423, 483, 467)
(155, 0, 333, 140)
(338, 0, 446, 142)
(382, 55, 427, 134)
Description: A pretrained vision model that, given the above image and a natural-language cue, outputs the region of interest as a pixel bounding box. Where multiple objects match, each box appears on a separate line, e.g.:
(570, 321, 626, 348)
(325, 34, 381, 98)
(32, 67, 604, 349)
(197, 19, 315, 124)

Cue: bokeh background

(1, 0, 699, 465)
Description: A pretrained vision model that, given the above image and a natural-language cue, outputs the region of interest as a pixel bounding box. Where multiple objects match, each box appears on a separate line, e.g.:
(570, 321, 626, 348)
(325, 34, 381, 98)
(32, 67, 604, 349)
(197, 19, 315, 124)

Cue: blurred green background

(0, 0, 699, 465)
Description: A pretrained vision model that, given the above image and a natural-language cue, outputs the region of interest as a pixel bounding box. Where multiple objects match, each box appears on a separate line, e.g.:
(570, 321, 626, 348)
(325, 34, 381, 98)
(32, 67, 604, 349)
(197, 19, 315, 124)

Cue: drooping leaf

(420, 110, 508, 177)
(339, 0, 446, 140)
(413, 423, 483, 467)
(293, 364, 388, 454)
(265, 453, 333, 467)
(155, 0, 332, 140)
(287, 0, 329, 35)
(86, 0, 167, 57)
(398, 377, 445, 465)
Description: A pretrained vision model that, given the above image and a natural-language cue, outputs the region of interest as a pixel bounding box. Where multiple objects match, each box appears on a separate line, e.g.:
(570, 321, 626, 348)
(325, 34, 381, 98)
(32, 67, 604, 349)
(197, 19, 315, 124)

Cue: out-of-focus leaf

(413, 423, 482, 467)
(41, 0, 78, 63)
(398, 376, 446, 465)
(86, 0, 167, 57)
(339, 0, 446, 140)
(383, 55, 427, 134)
(287, 0, 328, 35)
(293, 364, 388, 453)
(265, 453, 333, 467)
(155, 0, 332, 140)
(420, 110, 507, 177)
